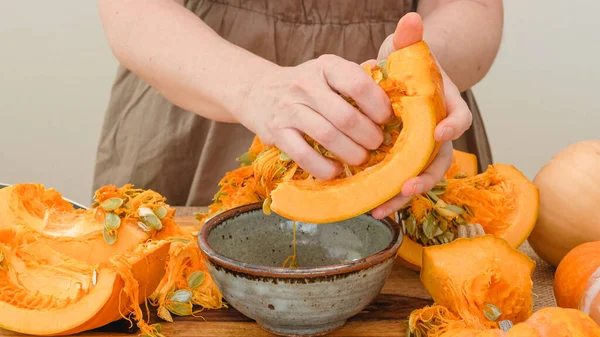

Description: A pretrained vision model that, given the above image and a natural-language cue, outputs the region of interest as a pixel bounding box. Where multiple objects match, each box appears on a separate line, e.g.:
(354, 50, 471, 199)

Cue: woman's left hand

(365, 13, 473, 219)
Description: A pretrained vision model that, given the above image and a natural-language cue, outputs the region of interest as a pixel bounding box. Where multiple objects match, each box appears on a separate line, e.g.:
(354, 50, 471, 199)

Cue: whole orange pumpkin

(554, 240, 600, 325)
(528, 140, 600, 267)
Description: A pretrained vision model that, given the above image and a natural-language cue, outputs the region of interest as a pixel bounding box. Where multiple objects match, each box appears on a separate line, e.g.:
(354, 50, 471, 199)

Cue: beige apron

(92, 0, 493, 206)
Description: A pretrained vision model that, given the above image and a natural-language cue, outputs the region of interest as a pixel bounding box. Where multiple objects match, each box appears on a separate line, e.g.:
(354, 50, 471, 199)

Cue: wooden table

(0, 207, 557, 337)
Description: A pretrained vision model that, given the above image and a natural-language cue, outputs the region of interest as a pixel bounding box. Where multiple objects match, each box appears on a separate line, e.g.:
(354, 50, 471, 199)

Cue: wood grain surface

(0, 207, 556, 337)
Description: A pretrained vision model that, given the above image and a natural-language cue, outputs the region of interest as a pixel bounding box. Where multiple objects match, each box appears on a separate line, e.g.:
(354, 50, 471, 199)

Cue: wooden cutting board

(0, 207, 556, 337)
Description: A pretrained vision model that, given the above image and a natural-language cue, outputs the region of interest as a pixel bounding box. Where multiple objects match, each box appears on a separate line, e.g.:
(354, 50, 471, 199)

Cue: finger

(392, 12, 424, 50)
(361, 59, 379, 68)
(320, 55, 393, 125)
(401, 141, 454, 197)
(288, 104, 369, 167)
(371, 193, 412, 220)
(434, 81, 473, 142)
(307, 82, 384, 150)
(274, 128, 342, 180)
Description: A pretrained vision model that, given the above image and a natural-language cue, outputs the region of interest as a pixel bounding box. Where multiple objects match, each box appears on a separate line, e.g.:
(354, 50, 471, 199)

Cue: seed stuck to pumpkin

(158, 306, 174, 323)
(262, 197, 272, 216)
(170, 289, 192, 303)
(154, 206, 167, 219)
(104, 212, 121, 231)
(483, 303, 503, 322)
(92, 269, 98, 286)
(498, 320, 513, 331)
(100, 197, 123, 211)
(139, 207, 163, 230)
(102, 227, 118, 245)
(187, 270, 205, 289)
(279, 152, 291, 162)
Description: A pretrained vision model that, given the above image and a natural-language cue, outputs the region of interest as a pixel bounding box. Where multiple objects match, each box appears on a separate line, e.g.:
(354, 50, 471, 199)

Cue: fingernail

(439, 127, 453, 141)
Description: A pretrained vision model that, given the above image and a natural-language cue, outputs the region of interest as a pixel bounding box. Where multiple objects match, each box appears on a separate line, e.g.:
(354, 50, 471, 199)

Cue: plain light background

(1, 1, 598, 205)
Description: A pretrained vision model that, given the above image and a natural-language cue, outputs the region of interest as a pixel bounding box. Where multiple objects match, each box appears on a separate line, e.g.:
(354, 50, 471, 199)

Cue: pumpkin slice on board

(0, 183, 225, 336)
(397, 163, 539, 271)
(268, 40, 447, 224)
(0, 225, 171, 336)
(407, 235, 535, 337)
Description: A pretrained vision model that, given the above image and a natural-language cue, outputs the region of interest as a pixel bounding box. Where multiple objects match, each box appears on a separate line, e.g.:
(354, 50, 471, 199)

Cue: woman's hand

(237, 55, 394, 181)
(368, 13, 474, 219)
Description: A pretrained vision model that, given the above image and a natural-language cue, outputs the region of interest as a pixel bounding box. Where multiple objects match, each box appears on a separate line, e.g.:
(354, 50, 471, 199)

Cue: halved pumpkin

(397, 163, 539, 271)
(0, 225, 171, 336)
(268, 40, 447, 223)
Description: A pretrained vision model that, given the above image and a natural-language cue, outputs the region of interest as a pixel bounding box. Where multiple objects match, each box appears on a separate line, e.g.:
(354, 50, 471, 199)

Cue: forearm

(418, 0, 504, 92)
(97, 0, 275, 123)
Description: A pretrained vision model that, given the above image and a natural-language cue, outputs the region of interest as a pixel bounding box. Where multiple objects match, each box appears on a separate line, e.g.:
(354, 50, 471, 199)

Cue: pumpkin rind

(398, 163, 539, 270)
(554, 240, 600, 325)
(528, 140, 600, 267)
(269, 40, 446, 224)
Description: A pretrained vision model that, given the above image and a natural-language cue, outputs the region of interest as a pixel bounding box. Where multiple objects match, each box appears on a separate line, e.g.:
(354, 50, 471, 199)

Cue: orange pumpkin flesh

(554, 240, 600, 325)
(0, 225, 171, 336)
(269, 40, 446, 223)
(407, 235, 535, 336)
(0, 183, 225, 336)
(446, 149, 478, 179)
(438, 307, 600, 337)
(398, 163, 539, 271)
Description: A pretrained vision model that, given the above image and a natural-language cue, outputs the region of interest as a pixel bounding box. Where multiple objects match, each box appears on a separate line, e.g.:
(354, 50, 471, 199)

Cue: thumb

(377, 12, 424, 60)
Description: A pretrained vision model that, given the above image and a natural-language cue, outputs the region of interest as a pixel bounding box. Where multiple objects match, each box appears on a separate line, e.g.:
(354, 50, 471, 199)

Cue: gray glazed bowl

(197, 203, 403, 337)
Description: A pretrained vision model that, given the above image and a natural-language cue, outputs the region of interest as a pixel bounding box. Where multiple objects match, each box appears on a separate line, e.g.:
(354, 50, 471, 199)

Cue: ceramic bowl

(197, 203, 403, 337)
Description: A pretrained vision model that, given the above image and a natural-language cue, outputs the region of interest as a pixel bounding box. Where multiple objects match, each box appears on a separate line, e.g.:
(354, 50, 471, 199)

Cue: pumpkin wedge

(446, 149, 478, 179)
(397, 163, 539, 271)
(0, 183, 225, 336)
(268, 40, 446, 223)
(0, 225, 171, 336)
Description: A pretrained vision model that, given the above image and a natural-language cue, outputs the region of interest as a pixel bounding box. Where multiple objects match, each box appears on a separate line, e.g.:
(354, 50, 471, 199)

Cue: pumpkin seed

(151, 323, 162, 333)
(140, 210, 162, 230)
(464, 204, 474, 217)
(422, 216, 437, 240)
(406, 215, 417, 236)
(170, 289, 192, 303)
(438, 218, 448, 232)
(430, 187, 446, 195)
(190, 231, 199, 236)
(383, 132, 392, 146)
(436, 231, 454, 244)
(103, 227, 117, 245)
(444, 204, 465, 215)
(279, 152, 291, 162)
(455, 215, 467, 225)
(262, 197, 272, 216)
(100, 198, 123, 211)
(187, 270, 205, 289)
(158, 306, 173, 322)
(167, 302, 193, 316)
(92, 269, 97, 286)
(236, 151, 256, 166)
(426, 191, 440, 203)
(483, 303, 502, 321)
(137, 221, 151, 232)
(154, 206, 167, 219)
(169, 237, 190, 244)
(378, 59, 388, 79)
(0, 251, 4, 263)
(104, 212, 121, 230)
(454, 172, 468, 179)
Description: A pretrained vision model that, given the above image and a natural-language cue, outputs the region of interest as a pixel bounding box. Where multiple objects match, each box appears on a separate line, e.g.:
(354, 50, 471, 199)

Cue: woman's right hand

(236, 55, 394, 180)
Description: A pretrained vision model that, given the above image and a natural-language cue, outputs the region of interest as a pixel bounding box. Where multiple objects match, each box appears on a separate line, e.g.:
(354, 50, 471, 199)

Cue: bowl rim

(197, 202, 403, 278)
